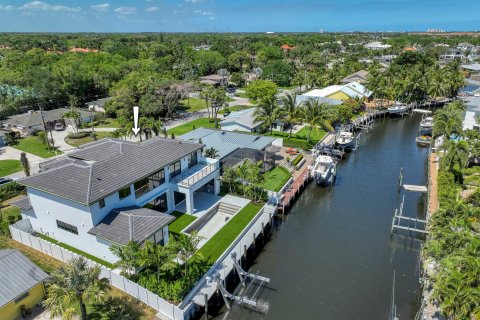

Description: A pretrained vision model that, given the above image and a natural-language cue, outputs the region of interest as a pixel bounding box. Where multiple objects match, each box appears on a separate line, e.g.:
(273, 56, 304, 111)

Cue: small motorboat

(416, 135, 431, 146)
(388, 103, 409, 116)
(419, 117, 434, 130)
(311, 155, 337, 186)
(336, 131, 355, 149)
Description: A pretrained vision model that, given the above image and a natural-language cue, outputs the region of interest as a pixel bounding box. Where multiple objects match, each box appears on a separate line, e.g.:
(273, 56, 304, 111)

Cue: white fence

(9, 223, 184, 320)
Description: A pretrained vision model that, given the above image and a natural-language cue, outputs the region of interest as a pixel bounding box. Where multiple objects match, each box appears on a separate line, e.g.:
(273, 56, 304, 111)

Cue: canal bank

(213, 114, 429, 320)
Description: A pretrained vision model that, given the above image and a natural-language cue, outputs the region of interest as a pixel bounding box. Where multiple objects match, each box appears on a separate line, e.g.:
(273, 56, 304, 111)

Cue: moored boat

(419, 116, 433, 130)
(416, 135, 431, 146)
(310, 155, 337, 186)
(335, 131, 355, 149)
(388, 103, 409, 116)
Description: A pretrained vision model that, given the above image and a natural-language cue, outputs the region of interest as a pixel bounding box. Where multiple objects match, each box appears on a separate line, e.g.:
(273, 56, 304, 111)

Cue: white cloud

(114, 6, 136, 15)
(145, 6, 159, 13)
(193, 9, 212, 15)
(91, 3, 110, 12)
(186, 0, 206, 3)
(0, 5, 15, 11)
(20, 1, 81, 13)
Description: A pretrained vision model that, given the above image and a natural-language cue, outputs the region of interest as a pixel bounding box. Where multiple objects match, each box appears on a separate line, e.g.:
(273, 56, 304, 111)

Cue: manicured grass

(38, 234, 114, 269)
(1, 206, 21, 222)
(178, 98, 208, 113)
(168, 211, 197, 234)
(167, 117, 218, 136)
(295, 126, 327, 141)
(0, 160, 22, 177)
(65, 131, 114, 147)
(193, 202, 262, 265)
(12, 136, 61, 158)
(263, 126, 327, 150)
(262, 166, 291, 191)
(95, 117, 121, 128)
(234, 91, 248, 98)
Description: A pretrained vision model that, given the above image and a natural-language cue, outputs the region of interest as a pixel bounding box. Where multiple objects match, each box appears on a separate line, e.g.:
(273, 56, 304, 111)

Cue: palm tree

(141, 117, 162, 140)
(63, 109, 82, 133)
(280, 93, 300, 138)
(301, 99, 336, 142)
(173, 231, 202, 276)
(139, 241, 172, 281)
(20, 152, 30, 177)
(200, 84, 215, 119)
(110, 241, 141, 274)
(433, 102, 465, 139)
(44, 257, 110, 320)
(440, 140, 470, 174)
(204, 147, 219, 158)
(253, 96, 280, 134)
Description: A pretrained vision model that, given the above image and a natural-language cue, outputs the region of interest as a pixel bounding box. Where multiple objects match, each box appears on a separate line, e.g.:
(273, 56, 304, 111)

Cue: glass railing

(178, 163, 218, 187)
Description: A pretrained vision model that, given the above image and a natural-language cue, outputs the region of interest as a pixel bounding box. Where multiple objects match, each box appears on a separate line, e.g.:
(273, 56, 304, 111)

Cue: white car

(54, 123, 65, 131)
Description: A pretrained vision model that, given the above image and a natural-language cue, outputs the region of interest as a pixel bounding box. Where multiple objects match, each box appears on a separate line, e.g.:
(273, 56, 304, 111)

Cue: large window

(146, 193, 168, 212)
(56, 220, 78, 235)
(169, 161, 181, 179)
(134, 169, 165, 198)
(118, 186, 131, 200)
(187, 152, 198, 168)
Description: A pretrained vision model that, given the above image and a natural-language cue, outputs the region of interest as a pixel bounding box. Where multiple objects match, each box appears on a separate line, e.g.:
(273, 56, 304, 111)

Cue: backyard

(167, 117, 218, 136)
(168, 211, 197, 235)
(94, 117, 121, 128)
(265, 126, 327, 149)
(0, 160, 22, 177)
(193, 202, 262, 265)
(12, 136, 61, 158)
(178, 98, 208, 113)
(262, 166, 291, 192)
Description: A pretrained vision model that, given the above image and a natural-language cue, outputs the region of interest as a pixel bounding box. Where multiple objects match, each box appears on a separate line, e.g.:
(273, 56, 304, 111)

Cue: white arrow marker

(132, 106, 140, 136)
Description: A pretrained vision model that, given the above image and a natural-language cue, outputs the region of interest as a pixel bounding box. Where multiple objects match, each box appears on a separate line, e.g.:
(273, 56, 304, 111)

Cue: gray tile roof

(220, 108, 262, 129)
(0, 249, 49, 308)
(4, 108, 90, 127)
(85, 97, 112, 107)
(19, 138, 203, 205)
(10, 196, 32, 211)
(180, 128, 275, 159)
(88, 206, 175, 245)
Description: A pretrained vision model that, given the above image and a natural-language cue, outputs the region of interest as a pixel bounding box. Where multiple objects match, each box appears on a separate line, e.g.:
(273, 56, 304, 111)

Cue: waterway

(216, 115, 429, 320)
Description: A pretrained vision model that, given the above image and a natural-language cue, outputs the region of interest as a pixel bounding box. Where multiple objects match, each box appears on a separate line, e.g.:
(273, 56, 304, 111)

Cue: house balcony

(173, 158, 220, 189)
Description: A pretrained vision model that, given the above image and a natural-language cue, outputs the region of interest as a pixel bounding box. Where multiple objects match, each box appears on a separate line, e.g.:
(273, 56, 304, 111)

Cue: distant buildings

(364, 41, 392, 50)
(193, 45, 211, 51)
(86, 97, 112, 113)
(340, 70, 370, 84)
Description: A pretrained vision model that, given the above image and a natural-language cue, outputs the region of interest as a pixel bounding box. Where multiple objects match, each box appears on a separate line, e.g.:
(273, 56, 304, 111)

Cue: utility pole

(38, 105, 52, 151)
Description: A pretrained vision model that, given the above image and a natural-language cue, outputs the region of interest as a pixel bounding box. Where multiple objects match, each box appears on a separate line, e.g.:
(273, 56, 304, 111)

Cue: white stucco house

(12, 138, 221, 263)
(220, 108, 287, 133)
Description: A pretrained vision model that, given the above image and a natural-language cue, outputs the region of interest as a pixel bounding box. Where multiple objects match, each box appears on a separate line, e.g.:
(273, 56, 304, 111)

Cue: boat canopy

(412, 109, 432, 114)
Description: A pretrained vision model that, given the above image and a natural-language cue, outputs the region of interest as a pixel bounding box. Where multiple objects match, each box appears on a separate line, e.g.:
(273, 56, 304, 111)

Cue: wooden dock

(277, 166, 311, 213)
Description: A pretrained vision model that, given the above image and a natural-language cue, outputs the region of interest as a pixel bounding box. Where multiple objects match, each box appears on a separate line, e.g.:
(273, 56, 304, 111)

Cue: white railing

(9, 223, 184, 320)
(178, 163, 218, 188)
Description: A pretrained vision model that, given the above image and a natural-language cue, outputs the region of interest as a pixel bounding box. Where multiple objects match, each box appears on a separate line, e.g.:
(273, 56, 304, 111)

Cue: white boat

(419, 117, 433, 130)
(335, 131, 355, 149)
(388, 103, 409, 115)
(311, 155, 337, 186)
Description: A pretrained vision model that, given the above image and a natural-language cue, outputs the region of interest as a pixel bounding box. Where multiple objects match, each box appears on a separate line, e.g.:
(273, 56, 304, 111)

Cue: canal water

(216, 115, 429, 320)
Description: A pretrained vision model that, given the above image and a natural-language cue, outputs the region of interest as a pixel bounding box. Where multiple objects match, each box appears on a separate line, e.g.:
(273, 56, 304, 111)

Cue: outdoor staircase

(263, 204, 277, 216)
(217, 202, 241, 216)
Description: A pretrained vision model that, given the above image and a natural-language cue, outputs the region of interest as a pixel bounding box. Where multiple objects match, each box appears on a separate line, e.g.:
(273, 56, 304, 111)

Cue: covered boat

(311, 155, 337, 186)
(336, 131, 355, 149)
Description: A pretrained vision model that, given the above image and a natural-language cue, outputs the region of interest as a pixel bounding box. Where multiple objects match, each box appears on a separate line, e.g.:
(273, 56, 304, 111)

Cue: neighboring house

(373, 55, 397, 65)
(85, 97, 112, 113)
(364, 41, 392, 50)
(220, 108, 264, 133)
(457, 42, 475, 52)
(179, 128, 276, 160)
(0, 249, 49, 320)
(301, 81, 372, 102)
(2, 108, 91, 136)
(463, 110, 480, 131)
(222, 147, 275, 173)
(440, 49, 466, 63)
(12, 138, 220, 263)
(200, 74, 229, 86)
(340, 70, 370, 84)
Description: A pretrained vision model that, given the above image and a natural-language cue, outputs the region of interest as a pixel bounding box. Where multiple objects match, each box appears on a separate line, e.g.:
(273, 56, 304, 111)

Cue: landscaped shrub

(0, 182, 25, 203)
(291, 154, 304, 166)
(67, 132, 90, 139)
(437, 171, 458, 207)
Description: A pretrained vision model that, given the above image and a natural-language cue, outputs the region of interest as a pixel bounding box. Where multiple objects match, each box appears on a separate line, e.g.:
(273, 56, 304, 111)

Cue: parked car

(54, 123, 65, 131)
(0, 178, 13, 186)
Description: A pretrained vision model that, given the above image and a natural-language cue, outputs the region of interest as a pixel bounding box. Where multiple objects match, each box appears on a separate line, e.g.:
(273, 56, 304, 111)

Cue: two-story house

(12, 138, 221, 263)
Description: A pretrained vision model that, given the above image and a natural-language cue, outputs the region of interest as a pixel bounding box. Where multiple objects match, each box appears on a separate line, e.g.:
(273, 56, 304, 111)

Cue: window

(118, 186, 131, 200)
(56, 220, 78, 235)
(187, 152, 198, 168)
(146, 193, 168, 212)
(169, 161, 181, 178)
(134, 169, 166, 198)
(99, 198, 105, 209)
(14, 291, 29, 304)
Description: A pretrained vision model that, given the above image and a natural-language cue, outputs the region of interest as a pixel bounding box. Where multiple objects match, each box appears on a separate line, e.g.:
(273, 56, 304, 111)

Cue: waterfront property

(1, 108, 92, 136)
(220, 108, 286, 133)
(12, 138, 221, 263)
(299, 81, 372, 103)
(0, 249, 49, 320)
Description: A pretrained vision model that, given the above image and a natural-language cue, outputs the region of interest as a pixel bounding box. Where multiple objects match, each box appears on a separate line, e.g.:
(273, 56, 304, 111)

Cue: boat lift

(207, 253, 270, 314)
(391, 195, 428, 235)
(398, 168, 428, 193)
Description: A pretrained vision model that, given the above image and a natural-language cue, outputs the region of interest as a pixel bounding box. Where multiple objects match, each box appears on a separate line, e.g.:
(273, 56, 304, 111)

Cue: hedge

(67, 132, 90, 139)
(291, 154, 304, 166)
(0, 182, 25, 203)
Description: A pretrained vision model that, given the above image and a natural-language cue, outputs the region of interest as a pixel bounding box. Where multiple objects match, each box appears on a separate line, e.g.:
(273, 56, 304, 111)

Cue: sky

(0, 0, 479, 33)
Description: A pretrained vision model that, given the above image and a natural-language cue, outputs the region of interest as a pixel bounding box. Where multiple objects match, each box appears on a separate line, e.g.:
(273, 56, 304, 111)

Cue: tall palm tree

(204, 147, 219, 158)
(301, 98, 336, 142)
(200, 84, 215, 119)
(433, 103, 465, 139)
(440, 140, 470, 173)
(173, 231, 202, 276)
(110, 241, 141, 274)
(141, 117, 162, 140)
(253, 96, 280, 134)
(44, 257, 110, 320)
(280, 93, 300, 138)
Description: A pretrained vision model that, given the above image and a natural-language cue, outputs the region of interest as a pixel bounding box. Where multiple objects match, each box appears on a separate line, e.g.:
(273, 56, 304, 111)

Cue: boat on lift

(310, 155, 337, 186)
(388, 102, 409, 116)
(419, 116, 434, 131)
(416, 135, 432, 146)
(335, 131, 355, 149)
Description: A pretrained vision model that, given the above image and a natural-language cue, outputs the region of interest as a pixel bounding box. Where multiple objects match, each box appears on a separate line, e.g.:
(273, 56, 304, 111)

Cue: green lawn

(95, 117, 121, 128)
(178, 98, 208, 113)
(65, 131, 114, 147)
(12, 136, 61, 158)
(234, 91, 248, 98)
(168, 211, 197, 234)
(295, 126, 327, 141)
(193, 202, 262, 265)
(0, 160, 22, 177)
(263, 126, 327, 150)
(262, 166, 291, 191)
(167, 117, 218, 136)
(38, 234, 114, 268)
(1, 206, 21, 222)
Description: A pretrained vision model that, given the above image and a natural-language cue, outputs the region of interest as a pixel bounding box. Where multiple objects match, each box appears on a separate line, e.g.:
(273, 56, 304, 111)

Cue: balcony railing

(177, 162, 218, 188)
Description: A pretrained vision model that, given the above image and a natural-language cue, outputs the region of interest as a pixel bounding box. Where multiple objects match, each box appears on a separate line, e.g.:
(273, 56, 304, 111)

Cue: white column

(214, 177, 221, 195)
(186, 189, 194, 214)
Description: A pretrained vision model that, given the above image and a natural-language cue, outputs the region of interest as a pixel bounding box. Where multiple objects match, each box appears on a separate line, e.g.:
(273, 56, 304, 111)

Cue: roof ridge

(86, 165, 93, 204)
(129, 214, 133, 241)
